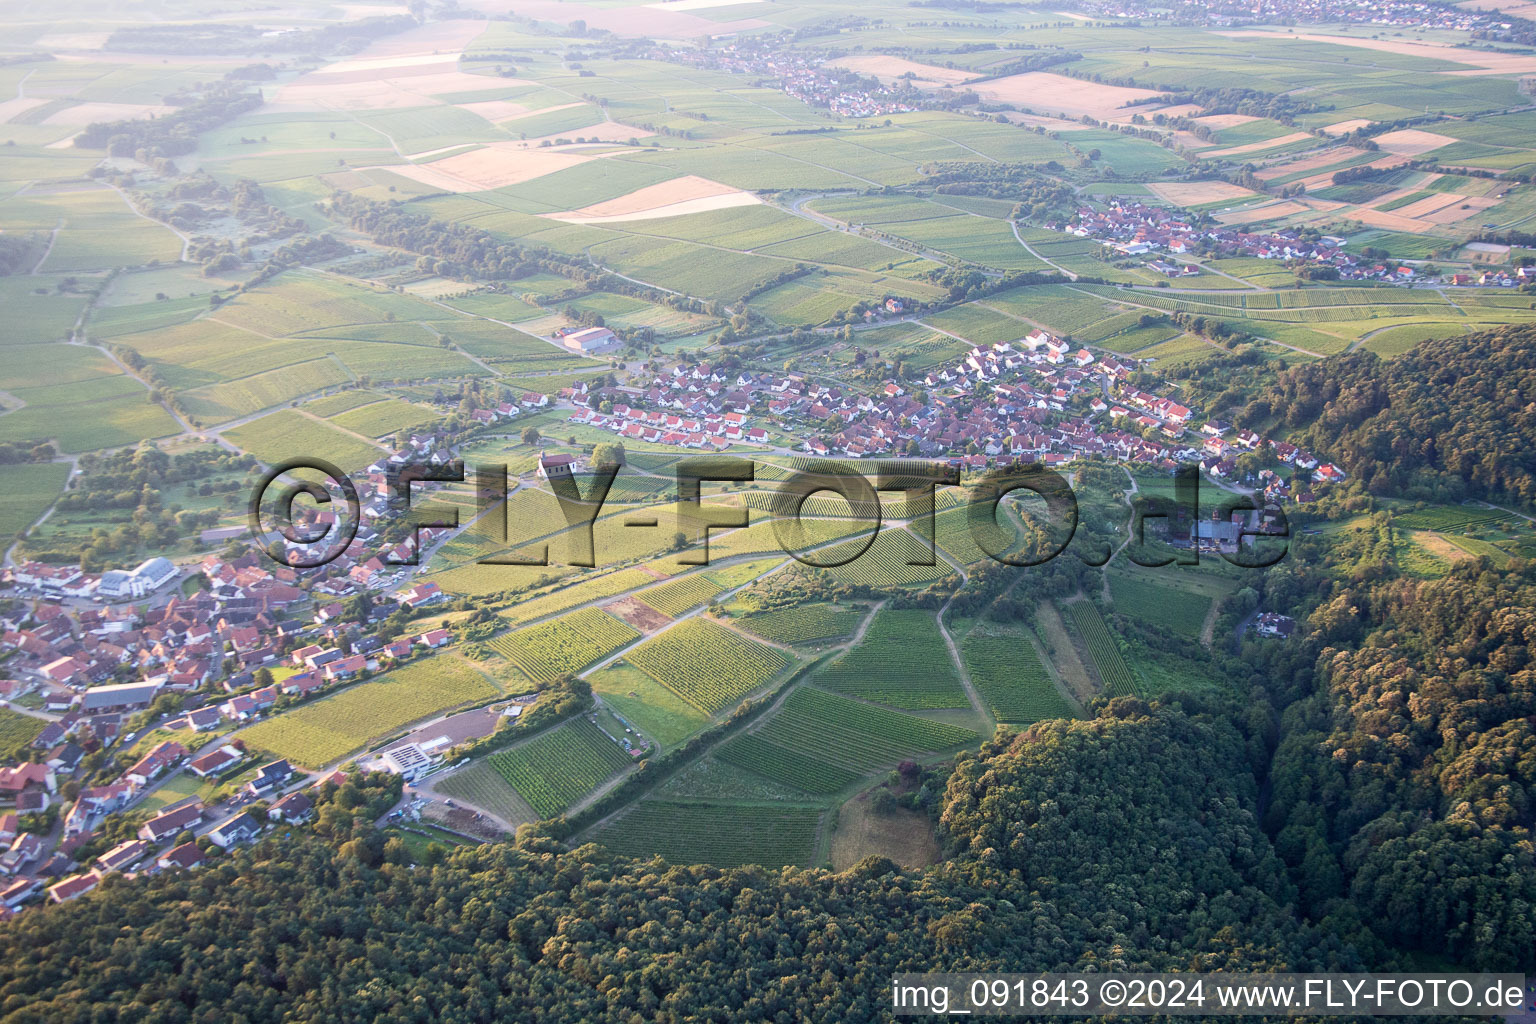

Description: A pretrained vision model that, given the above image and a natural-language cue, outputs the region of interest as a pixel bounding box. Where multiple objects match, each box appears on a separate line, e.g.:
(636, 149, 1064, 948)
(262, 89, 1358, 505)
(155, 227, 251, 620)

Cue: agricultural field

(1066, 601, 1139, 699)
(0, 373, 181, 453)
(1107, 572, 1213, 637)
(589, 800, 824, 868)
(0, 708, 45, 752)
(962, 629, 1075, 724)
(753, 686, 979, 776)
(714, 732, 862, 795)
(241, 656, 498, 767)
(487, 717, 634, 819)
(816, 608, 968, 709)
(487, 608, 639, 682)
(733, 603, 866, 646)
(433, 760, 537, 826)
(223, 409, 385, 471)
(635, 573, 724, 617)
(623, 618, 790, 714)
(0, 462, 69, 540)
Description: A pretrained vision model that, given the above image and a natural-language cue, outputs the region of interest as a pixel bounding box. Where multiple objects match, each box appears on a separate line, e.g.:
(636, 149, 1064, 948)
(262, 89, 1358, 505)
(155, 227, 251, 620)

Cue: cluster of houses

(38, 758, 324, 909)
(557, 369, 771, 450)
(0, 518, 467, 916)
(1053, 200, 1536, 288)
(650, 39, 922, 119)
(1086, 0, 1517, 33)
(1050, 201, 1373, 274)
(550, 328, 1346, 497)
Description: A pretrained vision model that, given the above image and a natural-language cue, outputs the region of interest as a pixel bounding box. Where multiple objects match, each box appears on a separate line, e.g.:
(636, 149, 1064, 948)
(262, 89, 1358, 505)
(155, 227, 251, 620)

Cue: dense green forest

(0, 699, 1371, 1024)
(1253, 327, 1536, 506)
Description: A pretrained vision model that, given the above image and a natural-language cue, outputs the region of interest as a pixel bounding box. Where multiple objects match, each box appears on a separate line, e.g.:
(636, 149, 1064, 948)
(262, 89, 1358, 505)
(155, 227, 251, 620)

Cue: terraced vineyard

(735, 603, 865, 645)
(755, 686, 978, 775)
(487, 608, 639, 682)
(625, 619, 790, 714)
(962, 630, 1074, 724)
(636, 574, 724, 617)
(488, 717, 634, 819)
(1067, 601, 1139, 698)
(590, 800, 824, 868)
(816, 608, 968, 709)
(714, 732, 861, 795)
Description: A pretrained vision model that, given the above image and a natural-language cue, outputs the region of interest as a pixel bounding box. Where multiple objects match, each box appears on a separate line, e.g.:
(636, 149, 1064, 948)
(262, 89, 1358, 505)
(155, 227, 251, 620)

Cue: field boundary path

(1010, 219, 1078, 280)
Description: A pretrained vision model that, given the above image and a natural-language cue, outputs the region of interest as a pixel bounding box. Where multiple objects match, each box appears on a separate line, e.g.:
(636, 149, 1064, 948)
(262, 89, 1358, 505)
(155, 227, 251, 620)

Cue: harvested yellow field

(1201, 132, 1311, 158)
(1353, 207, 1439, 232)
(367, 144, 617, 192)
(646, 0, 766, 8)
(1291, 154, 1407, 192)
(823, 55, 979, 86)
(1215, 200, 1307, 225)
(43, 102, 175, 125)
(1418, 195, 1499, 225)
(33, 32, 111, 50)
(1459, 0, 1536, 15)
(1255, 146, 1370, 181)
(1147, 180, 1257, 205)
(516, 120, 654, 149)
(456, 99, 532, 122)
(1218, 30, 1536, 74)
(1193, 114, 1261, 129)
(1373, 129, 1457, 156)
(0, 97, 50, 123)
(1323, 118, 1373, 136)
(544, 175, 761, 223)
(1393, 193, 1467, 219)
(967, 72, 1164, 121)
(1001, 112, 1092, 130)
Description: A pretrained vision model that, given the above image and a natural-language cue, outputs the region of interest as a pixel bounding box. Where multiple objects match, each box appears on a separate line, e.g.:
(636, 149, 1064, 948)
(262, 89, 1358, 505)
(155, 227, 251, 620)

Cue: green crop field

(329, 400, 438, 438)
(487, 717, 633, 818)
(962, 629, 1074, 724)
(433, 760, 537, 826)
(754, 686, 979, 776)
(714, 732, 861, 795)
(1067, 601, 1139, 698)
(0, 707, 45, 752)
(1108, 573, 1211, 636)
(0, 373, 180, 452)
(590, 799, 823, 868)
(0, 462, 69, 539)
(817, 608, 968, 709)
(224, 409, 384, 471)
(636, 573, 724, 617)
(735, 603, 865, 646)
(1394, 504, 1515, 532)
(624, 618, 790, 714)
(487, 608, 639, 682)
(242, 656, 498, 766)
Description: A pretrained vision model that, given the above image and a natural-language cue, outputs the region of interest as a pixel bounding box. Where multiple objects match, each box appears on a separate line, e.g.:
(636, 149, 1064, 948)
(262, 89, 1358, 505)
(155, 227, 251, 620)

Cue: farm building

(97, 557, 179, 600)
(78, 680, 163, 714)
(563, 326, 619, 353)
(380, 743, 438, 781)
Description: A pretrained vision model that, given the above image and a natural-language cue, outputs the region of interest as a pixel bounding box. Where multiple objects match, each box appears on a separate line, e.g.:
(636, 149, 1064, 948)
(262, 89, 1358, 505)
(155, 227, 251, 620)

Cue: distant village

(1052, 200, 1533, 286)
(556, 325, 1344, 504)
(1069, 0, 1516, 34)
